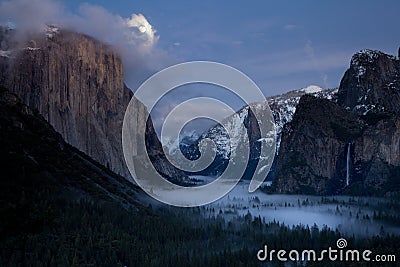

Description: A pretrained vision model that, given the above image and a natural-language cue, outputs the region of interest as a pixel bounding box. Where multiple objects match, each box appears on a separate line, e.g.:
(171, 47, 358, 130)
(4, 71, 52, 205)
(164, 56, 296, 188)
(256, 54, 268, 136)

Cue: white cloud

(323, 74, 329, 88)
(64, 3, 159, 56)
(284, 24, 297, 30)
(304, 40, 319, 70)
(0, 0, 62, 35)
(241, 48, 351, 76)
(155, 100, 231, 140)
(234, 47, 352, 95)
(232, 40, 243, 45)
(304, 40, 315, 59)
(0, 0, 159, 53)
(125, 13, 158, 48)
(0, 0, 171, 89)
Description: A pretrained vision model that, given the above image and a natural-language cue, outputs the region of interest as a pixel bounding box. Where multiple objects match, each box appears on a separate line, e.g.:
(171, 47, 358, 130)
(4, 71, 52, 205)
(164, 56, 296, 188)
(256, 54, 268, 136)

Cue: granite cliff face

(338, 50, 400, 193)
(273, 50, 400, 195)
(273, 95, 364, 194)
(1, 30, 131, 178)
(0, 28, 186, 183)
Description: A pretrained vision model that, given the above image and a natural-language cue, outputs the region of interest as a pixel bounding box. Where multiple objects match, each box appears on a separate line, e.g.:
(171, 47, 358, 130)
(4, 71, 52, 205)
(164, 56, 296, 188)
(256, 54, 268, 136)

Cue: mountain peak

(352, 49, 390, 62)
(300, 85, 323, 94)
(351, 49, 396, 76)
(338, 48, 400, 114)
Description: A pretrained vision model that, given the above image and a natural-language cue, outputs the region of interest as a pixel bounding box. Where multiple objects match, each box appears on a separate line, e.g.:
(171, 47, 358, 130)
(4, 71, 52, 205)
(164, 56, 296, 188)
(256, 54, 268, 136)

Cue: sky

(59, 0, 400, 94)
(1, 0, 399, 136)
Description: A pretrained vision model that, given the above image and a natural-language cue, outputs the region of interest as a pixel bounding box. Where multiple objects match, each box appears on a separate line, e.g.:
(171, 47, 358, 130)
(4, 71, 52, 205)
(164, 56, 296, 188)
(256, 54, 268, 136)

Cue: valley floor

(189, 176, 400, 237)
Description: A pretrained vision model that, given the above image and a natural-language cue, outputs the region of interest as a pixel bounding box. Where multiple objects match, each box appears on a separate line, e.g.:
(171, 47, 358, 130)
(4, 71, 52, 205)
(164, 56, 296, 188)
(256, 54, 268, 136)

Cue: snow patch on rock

(300, 85, 323, 94)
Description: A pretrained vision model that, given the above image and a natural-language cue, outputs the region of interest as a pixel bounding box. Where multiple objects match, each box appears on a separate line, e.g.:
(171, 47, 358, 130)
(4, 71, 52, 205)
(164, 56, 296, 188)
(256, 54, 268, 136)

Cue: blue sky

(62, 0, 400, 96)
(1, 0, 399, 135)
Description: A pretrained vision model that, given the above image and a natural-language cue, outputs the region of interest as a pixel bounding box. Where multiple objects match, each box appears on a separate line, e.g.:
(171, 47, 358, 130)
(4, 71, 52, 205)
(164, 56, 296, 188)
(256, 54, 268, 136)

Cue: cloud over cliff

(0, 0, 167, 88)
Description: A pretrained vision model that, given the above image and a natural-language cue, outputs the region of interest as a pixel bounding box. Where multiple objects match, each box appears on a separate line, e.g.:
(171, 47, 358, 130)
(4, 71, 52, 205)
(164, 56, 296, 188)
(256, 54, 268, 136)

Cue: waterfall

(346, 143, 351, 186)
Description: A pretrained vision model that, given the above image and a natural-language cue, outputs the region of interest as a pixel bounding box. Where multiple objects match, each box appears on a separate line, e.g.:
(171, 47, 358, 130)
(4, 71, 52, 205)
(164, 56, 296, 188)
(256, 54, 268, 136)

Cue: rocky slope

(0, 26, 186, 183)
(273, 49, 400, 195)
(0, 88, 146, 208)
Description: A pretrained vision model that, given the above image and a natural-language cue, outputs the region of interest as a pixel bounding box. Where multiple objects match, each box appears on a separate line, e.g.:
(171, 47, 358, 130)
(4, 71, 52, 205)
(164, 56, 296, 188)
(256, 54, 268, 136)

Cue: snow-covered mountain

(167, 86, 338, 178)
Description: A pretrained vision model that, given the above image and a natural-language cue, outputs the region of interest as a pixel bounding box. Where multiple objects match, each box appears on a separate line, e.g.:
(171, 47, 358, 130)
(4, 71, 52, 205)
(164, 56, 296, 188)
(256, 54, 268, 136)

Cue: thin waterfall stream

(346, 143, 351, 186)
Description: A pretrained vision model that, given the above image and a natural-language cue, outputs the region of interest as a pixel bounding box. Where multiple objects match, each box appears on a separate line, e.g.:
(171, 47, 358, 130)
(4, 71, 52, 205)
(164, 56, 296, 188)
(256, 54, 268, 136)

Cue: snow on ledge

(300, 85, 323, 94)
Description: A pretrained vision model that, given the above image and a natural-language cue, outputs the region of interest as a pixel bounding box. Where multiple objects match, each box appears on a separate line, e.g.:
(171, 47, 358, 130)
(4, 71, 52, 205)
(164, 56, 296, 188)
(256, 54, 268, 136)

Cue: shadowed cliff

(0, 26, 187, 184)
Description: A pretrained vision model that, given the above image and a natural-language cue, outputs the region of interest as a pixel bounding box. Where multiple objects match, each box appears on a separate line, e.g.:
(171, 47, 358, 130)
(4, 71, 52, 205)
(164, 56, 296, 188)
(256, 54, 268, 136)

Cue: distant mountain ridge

(173, 85, 337, 179)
